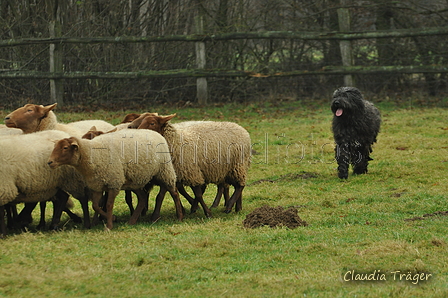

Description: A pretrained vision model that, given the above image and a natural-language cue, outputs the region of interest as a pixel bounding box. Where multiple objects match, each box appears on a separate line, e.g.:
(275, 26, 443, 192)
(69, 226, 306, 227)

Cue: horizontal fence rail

(1, 26, 447, 105)
(1, 27, 448, 47)
(1, 66, 448, 80)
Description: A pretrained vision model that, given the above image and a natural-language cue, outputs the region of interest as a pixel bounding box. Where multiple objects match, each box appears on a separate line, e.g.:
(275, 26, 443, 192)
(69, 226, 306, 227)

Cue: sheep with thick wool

(0, 130, 90, 236)
(128, 114, 251, 217)
(4, 103, 115, 136)
(0, 125, 22, 136)
(127, 116, 233, 209)
(3, 103, 106, 227)
(82, 124, 229, 215)
(47, 129, 184, 229)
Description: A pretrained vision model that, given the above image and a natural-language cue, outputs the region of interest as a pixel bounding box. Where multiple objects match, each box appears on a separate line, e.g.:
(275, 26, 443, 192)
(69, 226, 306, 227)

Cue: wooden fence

(1, 26, 448, 105)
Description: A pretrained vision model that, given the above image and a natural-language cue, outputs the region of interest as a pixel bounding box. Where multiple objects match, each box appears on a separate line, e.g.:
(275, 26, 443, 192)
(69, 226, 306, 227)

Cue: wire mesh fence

(0, 0, 447, 108)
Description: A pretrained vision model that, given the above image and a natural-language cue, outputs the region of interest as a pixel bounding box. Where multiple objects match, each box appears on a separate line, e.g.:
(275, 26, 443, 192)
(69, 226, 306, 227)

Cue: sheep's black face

(331, 87, 365, 118)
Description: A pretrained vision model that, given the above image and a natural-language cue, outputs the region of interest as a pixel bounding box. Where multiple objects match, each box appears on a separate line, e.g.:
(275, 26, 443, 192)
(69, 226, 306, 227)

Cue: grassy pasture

(0, 98, 447, 297)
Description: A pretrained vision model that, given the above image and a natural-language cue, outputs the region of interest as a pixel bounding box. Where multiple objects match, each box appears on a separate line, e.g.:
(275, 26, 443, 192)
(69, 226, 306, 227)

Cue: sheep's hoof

(223, 209, 232, 214)
(190, 205, 199, 214)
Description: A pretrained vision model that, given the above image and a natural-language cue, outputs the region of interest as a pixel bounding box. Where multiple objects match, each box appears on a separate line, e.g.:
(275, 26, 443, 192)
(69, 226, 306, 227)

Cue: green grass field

(1, 98, 447, 297)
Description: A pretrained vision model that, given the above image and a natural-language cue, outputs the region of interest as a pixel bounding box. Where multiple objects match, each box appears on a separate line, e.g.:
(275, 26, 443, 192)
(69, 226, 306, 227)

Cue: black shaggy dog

(331, 87, 381, 179)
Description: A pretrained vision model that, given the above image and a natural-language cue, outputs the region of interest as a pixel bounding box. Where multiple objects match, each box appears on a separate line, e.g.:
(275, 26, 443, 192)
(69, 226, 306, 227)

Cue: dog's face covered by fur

(330, 86, 381, 179)
(331, 87, 365, 118)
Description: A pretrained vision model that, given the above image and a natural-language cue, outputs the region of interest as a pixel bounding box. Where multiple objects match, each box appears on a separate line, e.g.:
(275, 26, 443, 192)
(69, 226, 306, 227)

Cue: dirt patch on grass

(405, 210, 448, 221)
(248, 171, 318, 186)
(243, 205, 308, 229)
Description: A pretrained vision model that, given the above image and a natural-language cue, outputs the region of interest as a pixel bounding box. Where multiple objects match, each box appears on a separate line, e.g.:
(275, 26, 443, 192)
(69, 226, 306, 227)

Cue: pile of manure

(243, 205, 308, 229)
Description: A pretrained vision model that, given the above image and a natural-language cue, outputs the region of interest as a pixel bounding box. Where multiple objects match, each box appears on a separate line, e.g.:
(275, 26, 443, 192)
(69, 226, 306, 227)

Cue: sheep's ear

(121, 113, 141, 123)
(45, 103, 57, 112)
(33, 103, 56, 118)
(160, 114, 176, 124)
(106, 127, 117, 134)
(68, 137, 79, 150)
(89, 126, 97, 131)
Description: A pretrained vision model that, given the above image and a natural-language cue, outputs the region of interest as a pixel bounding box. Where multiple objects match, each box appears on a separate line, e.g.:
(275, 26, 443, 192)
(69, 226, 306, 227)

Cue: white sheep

(128, 113, 251, 217)
(122, 117, 232, 211)
(47, 129, 184, 229)
(0, 130, 90, 236)
(3, 103, 114, 226)
(0, 125, 22, 135)
(4, 103, 115, 136)
(80, 126, 146, 217)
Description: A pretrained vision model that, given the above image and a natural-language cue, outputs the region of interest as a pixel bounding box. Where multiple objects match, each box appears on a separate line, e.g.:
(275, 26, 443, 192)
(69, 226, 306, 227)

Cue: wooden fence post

(337, 1, 354, 86)
(195, 2, 208, 105)
(49, 20, 64, 106)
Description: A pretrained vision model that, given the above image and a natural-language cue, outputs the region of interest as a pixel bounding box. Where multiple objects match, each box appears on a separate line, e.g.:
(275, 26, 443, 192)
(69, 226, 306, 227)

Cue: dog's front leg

(353, 145, 370, 175)
(335, 143, 350, 179)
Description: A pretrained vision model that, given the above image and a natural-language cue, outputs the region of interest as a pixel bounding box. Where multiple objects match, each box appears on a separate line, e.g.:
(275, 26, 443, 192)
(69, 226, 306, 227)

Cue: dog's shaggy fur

(331, 87, 381, 179)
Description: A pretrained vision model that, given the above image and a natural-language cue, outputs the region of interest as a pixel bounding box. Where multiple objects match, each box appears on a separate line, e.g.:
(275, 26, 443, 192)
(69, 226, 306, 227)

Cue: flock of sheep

(0, 103, 251, 236)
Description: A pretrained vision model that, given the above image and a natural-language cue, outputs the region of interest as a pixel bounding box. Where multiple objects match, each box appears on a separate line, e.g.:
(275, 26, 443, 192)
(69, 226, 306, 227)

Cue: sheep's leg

(63, 207, 82, 224)
(125, 190, 134, 215)
(49, 190, 70, 230)
(92, 192, 108, 226)
(142, 183, 154, 216)
(166, 186, 184, 221)
(91, 191, 109, 225)
(37, 201, 47, 230)
(177, 183, 195, 205)
(16, 203, 36, 228)
(223, 186, 230, 206)
(79, 188, 91, 229)
(192, 186, 212, 218)
(224, 185, 244, 213)
(150, 187, 168, 222)
(104, 190, 119, 230)
(133, 190, 149, 217)
(190, 184, 208, 213)
(235, 192, 242, 212)
(211, 184, 229, 208)
(128, 189, 148, 225)
(6, 204, 18, 229)
(0, 206, 6, 237)
(151, 186, 184, 222)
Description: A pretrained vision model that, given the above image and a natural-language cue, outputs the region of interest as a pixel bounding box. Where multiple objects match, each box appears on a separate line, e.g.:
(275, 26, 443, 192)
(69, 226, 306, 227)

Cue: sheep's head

(126, 112, 159, 128)
(127, 112, 160, 129)
(120, 113, 142, 124)
(48, 137, 80, 169)
(129, 114, 176, 135)
(4, 103, 57, 134)
(81, 126, 117, 140)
